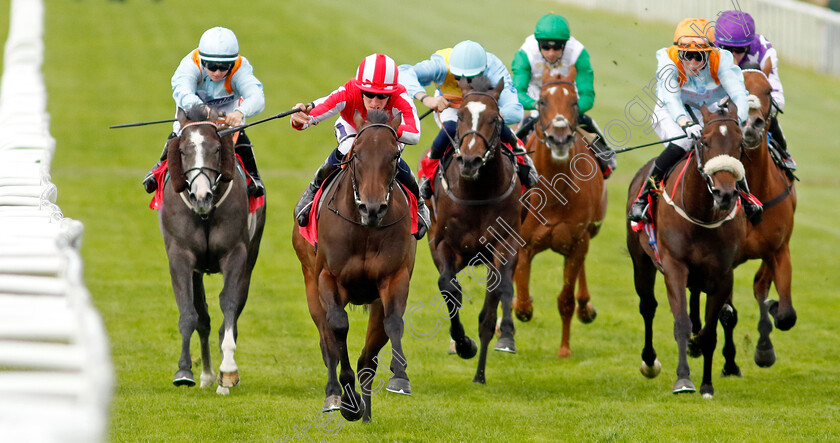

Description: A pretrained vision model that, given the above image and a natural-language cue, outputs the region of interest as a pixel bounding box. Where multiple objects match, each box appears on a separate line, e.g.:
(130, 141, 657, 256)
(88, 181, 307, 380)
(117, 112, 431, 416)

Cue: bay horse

(426, 76, 522, 384)
(626, 103, 747, 397)
(160, 107, 266, 394)
(513, 65, 607, 358)
(291, 110, 416, 423)
(688, 65, 797, 373)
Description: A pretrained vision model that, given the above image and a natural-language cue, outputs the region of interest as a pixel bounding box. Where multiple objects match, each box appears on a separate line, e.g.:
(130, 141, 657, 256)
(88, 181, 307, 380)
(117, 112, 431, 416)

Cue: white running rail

(0, 1, 113, 442)
(556, 0, 840, 75)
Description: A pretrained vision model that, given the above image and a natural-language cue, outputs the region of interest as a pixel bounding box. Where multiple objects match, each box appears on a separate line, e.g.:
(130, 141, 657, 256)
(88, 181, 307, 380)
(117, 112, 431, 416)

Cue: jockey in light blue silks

(715, 10, 796, 171)
(627, 18, 763, 225)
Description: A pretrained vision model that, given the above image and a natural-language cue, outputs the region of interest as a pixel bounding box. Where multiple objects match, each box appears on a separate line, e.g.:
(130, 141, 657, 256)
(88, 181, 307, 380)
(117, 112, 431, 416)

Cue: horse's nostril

(455, 156, 464, 166)
(468, 157, 483, 170)
(377, 203, 388, 216)
(754, 118, 764, 128)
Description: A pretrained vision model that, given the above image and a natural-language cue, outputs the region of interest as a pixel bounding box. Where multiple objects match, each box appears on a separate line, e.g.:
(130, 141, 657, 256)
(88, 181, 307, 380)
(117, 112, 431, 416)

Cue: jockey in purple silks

(715, 10, 796, 171)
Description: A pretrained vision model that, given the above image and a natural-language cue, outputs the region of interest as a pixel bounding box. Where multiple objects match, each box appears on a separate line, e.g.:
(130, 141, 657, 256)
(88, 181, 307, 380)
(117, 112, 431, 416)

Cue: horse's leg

(170, 251, 198, 387)
(436, 249, 475, 360)
(687, 287, 703, 358)
(628, 235, 660, 378)
(494, 254, 519, 354)
(556, 239, 587, 358)
(304, 268, 341, 412)
(753, 260, 777, 367)
(719, 294, 741, 377)
(319, 274, 363, 422)
(356, 299, 389, 423)
(662, 257, 694, 394)
(216, 245, 250, 394)
(191, 272, 215, 387)
(575, 261, 597, 324)
(380, 269, 412, 398)
(513, 244, 536, 322)
(698, 276, 731, 398)
(768, 245, 797, 331)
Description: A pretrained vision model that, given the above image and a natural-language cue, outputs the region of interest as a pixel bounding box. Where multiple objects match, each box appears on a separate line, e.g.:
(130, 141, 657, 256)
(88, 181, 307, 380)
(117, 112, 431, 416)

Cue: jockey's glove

(681, 121, 702, 140)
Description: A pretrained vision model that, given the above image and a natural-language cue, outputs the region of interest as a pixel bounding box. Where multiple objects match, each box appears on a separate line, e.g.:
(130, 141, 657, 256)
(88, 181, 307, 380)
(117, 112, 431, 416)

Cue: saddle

(418, 142, 524, 200)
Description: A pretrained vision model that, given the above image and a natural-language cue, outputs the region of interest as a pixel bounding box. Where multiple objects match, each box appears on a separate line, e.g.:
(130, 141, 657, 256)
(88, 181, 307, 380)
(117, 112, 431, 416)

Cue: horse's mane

(366, 109, 390, 124)
(466, 75, 493, 93)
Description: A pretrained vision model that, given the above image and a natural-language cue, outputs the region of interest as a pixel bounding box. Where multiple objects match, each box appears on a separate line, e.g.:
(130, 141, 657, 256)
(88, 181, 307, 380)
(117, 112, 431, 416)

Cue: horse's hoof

(200, 371, 215, 388)
(700, 384, 714, 398)
(173, 370, 196, 387)
(767, 300, 797, 331)
(216, 386, 230, 395)
(557, 347, 571, 359)
(472, 374, 486, 385)
(340, 391, 365, 422)
(218, 370, 240, 388)
(455, 337, 477, 360)
(494, 337, 517, 353)
(514, 307, 533, 322)
(672, 378, 696, 394)
(688, 334, 702, 358)
(322, 394, 341, 412)
(640, 359, 661, 378)
(386, 377, 412, 395)
(721, 363, 742, 377)
(448, 339, 457, 355)
(576, 303, 597, 324)
(754, 346, 777, 368)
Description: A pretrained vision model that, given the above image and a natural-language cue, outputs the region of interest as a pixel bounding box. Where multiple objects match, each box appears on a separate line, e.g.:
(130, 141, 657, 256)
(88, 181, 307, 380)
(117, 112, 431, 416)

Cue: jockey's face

(732, 52, 746, 64)
(203, 65, 230, 82)
(362, 91, 390, 111)
(538, 39, 566, 64)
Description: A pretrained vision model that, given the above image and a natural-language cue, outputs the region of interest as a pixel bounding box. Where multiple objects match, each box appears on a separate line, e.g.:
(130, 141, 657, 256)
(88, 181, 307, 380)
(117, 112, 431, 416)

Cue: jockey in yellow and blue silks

(627, 18, 762, 224)
(511, 13, 617, 179)
(715, 10, 795, 171)
(398, 40, 538, 199)
(142, 27, 266, 197)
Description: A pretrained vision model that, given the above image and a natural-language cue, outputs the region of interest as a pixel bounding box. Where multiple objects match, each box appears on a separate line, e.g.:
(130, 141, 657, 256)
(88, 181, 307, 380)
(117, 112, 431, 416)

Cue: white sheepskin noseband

(703, 154, 745, 181)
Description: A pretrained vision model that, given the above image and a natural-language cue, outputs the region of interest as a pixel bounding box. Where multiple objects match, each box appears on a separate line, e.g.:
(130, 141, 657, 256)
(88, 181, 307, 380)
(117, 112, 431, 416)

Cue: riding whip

(109, 118, 177, 129)
(218, 107, 304, 137)
(613, 134, 688, 154)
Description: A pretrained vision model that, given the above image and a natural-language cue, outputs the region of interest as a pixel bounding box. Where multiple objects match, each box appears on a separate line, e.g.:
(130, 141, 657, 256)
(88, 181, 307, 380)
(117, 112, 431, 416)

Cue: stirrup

(143, 170, 158, 194)
(627, 200, 651, 222)
(414, 201, 430, 240)
(248, 175, 265, 198)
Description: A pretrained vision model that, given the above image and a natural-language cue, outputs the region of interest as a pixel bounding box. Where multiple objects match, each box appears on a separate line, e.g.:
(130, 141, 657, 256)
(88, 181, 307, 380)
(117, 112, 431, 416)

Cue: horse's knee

(327, 308, 349, 338)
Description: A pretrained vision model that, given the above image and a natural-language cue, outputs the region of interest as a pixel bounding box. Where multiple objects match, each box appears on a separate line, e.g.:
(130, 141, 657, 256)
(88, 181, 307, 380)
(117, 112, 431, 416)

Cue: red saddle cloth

(298, 178, 418, 247)
(148, 155, 265, 213)
(418, 140, 528, 195)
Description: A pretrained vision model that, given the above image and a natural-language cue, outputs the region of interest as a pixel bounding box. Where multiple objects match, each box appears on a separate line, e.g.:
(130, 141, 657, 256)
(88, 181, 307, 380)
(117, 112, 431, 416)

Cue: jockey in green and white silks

(143, 27, 266, 197)
(512, 13, 616, 178)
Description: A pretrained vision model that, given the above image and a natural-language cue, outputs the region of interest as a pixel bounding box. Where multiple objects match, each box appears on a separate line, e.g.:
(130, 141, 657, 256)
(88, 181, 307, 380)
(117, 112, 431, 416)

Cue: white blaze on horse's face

(465, 101, 487, 150)
(187, 130, 213, 197)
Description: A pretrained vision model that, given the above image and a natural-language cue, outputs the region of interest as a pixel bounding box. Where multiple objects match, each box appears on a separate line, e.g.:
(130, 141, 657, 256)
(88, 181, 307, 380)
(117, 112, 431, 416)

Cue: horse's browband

(181, 121, 219, 130)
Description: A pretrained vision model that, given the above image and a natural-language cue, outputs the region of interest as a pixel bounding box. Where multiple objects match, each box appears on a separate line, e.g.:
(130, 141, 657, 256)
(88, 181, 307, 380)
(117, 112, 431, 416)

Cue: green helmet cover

(534, 14, 570, 41)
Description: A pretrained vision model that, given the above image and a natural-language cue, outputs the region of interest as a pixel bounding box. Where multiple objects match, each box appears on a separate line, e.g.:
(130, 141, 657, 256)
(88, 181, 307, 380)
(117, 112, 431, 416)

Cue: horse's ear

(353, 110, 365, 129)
(491, 79, 504, 100)
(726, 101, 739, 120)
(166, 136, 187, 192)
(699, 105, 712, 122)
(176, 107, 189, 127)
(541, 65, 553, 85)
(219, 134, 235, 182)
(389, 110, 402, 133)
(563, 65, 577, 82)
(761, 58, 773, 77)
(457, 76, 472, 93)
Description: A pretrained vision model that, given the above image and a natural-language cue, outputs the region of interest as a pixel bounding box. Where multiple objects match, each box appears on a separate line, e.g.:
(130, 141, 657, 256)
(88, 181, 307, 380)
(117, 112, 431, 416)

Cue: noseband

(177, 120, 234, 217)
(535, 80, 579, 147)
(452, 92, 502, 167)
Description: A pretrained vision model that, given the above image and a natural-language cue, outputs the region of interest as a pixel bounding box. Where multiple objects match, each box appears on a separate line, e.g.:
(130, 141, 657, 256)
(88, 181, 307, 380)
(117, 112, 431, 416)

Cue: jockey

(627, 18, 763, 224)
(512, 13, 617, 179)
(398, 40, 538, 199)
(715, 10, 796, 171)
(290, 53, 431, 240)
(142, 27, 266, 197)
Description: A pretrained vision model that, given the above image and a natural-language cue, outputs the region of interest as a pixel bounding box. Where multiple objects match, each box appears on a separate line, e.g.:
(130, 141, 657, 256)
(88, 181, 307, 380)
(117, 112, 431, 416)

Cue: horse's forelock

(366, 109, 390, 125)
(467, 75, 493, 93)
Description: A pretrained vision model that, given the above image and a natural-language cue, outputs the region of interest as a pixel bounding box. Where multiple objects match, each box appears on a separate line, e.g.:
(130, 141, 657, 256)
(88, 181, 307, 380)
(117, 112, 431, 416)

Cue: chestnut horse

(426, 76, 522, 384)
(160, 108, 266, 394)
(513, 66, 607, 358)
(627, 104, 747, 397)
(689, 66, 797, 373)
(292, 110, 416, 422)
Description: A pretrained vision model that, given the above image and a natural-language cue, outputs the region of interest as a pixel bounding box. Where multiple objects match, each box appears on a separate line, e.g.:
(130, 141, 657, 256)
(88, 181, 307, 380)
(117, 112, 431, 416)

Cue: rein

(534, 80, 578, 147)
(175, 120, 233, 217)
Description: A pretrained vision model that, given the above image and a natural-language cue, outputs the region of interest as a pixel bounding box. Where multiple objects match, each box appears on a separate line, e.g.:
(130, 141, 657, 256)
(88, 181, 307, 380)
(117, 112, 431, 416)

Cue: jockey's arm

(171, 55, 204, 112)
(485, 53, 524, 125)
(716, 51, 750, 124)
(229, 58, 265, 119)
(574, 49, 596, 114)
(511, 49, 537, 111)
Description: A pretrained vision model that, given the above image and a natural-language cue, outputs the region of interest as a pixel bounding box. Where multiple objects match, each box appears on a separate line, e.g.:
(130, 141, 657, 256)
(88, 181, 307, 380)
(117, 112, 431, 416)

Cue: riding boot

(769, 115, 796, 171)
(737, 178, 763, 225)
(515, 114, 538, 141)
(418, 176, 433, 200)
(502, 125, 538, 188)
(235, 142, 265, 197)
(627, 173, 659, 222)
(578, 113, 617, 179)
(295, 153, 338, 226)
(396, 161, 430, 240)
(143, 133, 176, 193)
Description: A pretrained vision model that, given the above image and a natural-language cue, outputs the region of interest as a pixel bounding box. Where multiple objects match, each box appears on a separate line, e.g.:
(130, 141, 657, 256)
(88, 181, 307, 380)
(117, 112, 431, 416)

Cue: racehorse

(292, 110, 416, 422)
(426, 76, 522, 384)
(688, 65, 797, 373)
(513, 66, 607, 358)
(159, 107, 266, 394)
(626, 103, 747, 397)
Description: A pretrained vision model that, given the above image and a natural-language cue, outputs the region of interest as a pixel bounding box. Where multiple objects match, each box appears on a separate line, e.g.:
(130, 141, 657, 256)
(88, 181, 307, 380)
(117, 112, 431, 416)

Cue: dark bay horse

(627, 104, 747, 397)
(426, 76, 522, 384)
(160, 108, 266, 394)
(513, 66, 607, 358)
(688, 66, 797, 373)
(292, 110, 416, 423)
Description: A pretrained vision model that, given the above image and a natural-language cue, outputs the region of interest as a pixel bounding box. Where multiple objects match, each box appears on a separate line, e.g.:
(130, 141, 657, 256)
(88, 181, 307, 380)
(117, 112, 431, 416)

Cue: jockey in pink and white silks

(715, 10, 796, 171)
(143, 27, 266, 197)
(627, 18, 763, 224)
(398, 40, 538, 199)
(290, 53, 430, 240)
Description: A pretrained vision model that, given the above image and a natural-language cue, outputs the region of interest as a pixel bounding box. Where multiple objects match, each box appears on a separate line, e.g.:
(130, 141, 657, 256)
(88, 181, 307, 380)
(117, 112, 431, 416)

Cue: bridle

(535, 80, 579, 148)
(450, 91, 502, 167)
(176, 120, 234, 217)
(328, 122, 406, 228)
